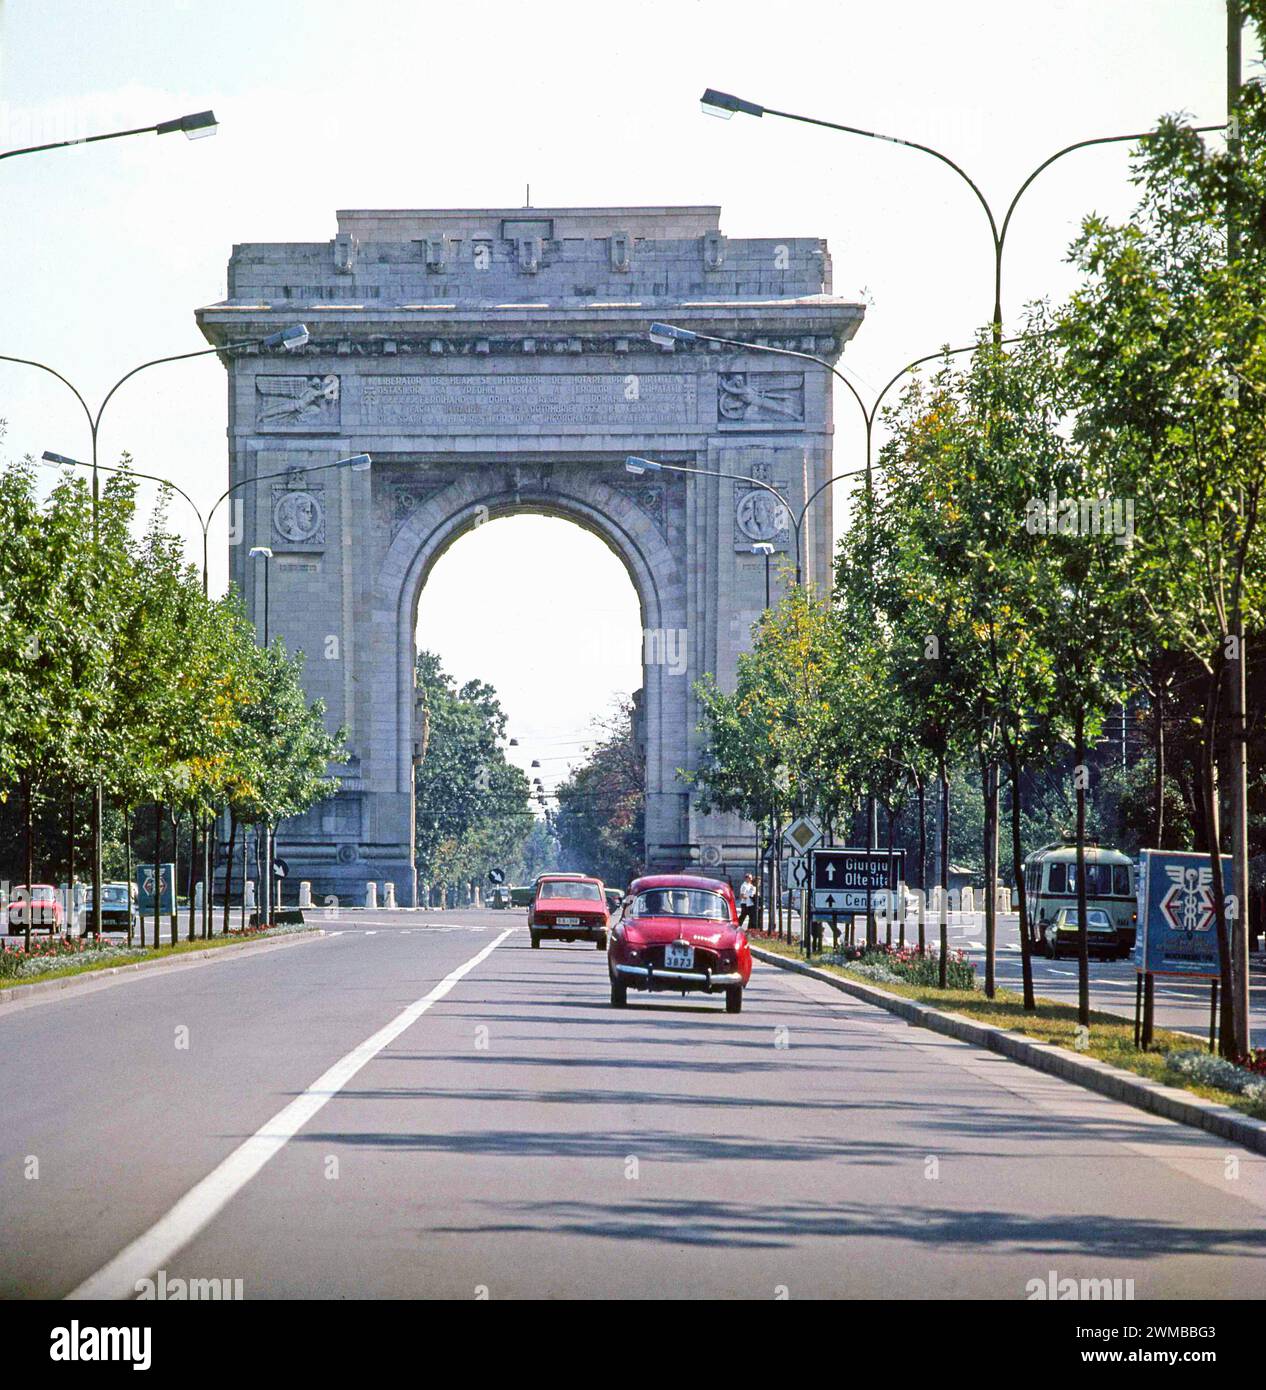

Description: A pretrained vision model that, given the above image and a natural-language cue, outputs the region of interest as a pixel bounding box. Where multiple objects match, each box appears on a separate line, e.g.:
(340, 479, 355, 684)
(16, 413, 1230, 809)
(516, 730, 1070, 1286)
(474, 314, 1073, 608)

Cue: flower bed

(827, 942, 978, 991)
(1166, 1050, 1266, 1102)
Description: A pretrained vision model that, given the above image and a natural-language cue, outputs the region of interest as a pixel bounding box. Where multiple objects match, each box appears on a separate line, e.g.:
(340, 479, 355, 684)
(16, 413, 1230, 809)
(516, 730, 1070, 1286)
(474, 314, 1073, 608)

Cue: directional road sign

(810, 848, 905, 914)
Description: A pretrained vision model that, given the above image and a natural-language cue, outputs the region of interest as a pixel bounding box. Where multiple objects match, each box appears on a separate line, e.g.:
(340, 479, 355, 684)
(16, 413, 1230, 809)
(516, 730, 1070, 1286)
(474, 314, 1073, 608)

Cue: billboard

(1133, 849, 1230, 978)
(136, 863, 176, 917)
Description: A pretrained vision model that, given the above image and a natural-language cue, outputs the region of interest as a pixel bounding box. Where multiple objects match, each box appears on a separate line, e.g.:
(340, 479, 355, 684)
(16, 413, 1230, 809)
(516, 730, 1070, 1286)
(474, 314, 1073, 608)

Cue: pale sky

(0, 0, 1250, 787)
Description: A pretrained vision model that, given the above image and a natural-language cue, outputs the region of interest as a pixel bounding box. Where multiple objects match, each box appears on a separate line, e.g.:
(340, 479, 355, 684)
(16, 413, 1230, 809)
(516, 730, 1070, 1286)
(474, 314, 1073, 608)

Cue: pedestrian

(738, 873, 757, 932)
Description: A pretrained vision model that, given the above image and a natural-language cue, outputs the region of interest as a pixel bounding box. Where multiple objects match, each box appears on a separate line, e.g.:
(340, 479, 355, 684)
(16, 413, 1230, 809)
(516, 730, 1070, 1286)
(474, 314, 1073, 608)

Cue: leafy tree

(1060, 98, 1266, 1051)
(554, 699, 644, 889)
(413, 651, 534, 900)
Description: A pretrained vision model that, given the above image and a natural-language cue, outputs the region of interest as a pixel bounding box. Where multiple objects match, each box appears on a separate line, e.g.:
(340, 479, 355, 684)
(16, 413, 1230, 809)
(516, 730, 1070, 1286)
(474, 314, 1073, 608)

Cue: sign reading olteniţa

(1134, 848, 1230, 978)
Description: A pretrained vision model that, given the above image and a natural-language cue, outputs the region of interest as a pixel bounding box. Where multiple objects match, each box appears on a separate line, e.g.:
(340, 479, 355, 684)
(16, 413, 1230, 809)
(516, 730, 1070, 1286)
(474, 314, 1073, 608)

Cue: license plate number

(556, 916, 581, 926)
(664, 943, 694, 970)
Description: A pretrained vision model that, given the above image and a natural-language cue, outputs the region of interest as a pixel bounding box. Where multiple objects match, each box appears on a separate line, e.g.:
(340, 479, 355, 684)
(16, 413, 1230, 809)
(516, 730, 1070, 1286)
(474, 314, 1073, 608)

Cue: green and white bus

(1022, 841, 1137, 953)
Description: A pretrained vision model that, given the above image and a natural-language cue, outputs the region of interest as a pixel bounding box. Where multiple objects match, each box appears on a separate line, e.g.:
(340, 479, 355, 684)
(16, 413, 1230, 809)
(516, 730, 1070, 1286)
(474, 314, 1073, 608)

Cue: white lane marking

(364, 930, 377, 936)
(66, 927, 514, 1301)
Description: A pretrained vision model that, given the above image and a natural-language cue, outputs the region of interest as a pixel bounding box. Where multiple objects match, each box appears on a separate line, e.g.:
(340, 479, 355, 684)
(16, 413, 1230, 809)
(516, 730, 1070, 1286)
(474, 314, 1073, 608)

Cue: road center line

(66, 927, 514, 1301)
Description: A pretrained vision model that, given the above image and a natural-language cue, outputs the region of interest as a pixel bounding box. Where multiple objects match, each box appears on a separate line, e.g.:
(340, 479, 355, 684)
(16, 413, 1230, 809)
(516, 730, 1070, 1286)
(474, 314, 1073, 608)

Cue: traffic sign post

(810, 848, 905, 915)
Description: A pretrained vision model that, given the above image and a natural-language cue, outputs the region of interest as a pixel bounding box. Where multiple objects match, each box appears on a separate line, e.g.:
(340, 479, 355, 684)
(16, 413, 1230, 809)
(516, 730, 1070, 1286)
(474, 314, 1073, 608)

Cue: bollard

(243, 880, 257, 910)
(364, 881, 378, 910)
(194, 881, 204, 912)
(298, 880, 313, 908)
(384, 881, 397, 909)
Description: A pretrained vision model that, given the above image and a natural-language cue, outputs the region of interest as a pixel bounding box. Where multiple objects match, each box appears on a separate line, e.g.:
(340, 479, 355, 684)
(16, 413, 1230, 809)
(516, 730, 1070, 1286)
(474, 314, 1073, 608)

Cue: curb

(751, 944, 1266, 1157)
(0, 930, 327, 1013)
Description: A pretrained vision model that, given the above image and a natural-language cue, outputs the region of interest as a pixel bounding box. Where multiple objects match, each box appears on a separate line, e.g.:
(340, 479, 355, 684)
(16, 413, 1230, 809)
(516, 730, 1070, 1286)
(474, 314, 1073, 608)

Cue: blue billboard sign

(1133, 849, 1229, 978)
(136, 863, 176, 916)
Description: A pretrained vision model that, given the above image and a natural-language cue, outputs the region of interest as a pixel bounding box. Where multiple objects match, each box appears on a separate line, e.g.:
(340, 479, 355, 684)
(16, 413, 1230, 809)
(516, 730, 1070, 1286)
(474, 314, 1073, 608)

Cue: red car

(608, 873, 752, 1013)
(6, 884, 64, 934)
(529, 873, 609, 950)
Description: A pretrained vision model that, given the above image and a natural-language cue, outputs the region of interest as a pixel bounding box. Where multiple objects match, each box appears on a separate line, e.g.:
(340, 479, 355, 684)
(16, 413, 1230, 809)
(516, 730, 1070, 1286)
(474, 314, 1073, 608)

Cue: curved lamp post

(41, 448, 371, 598)
(699, 88, 1226, 336)
(1, 110, 218, 163)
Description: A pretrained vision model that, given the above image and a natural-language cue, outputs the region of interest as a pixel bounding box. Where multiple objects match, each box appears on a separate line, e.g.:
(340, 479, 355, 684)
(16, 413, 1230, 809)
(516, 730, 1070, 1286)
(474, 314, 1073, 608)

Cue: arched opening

(412, 511, 645, 902)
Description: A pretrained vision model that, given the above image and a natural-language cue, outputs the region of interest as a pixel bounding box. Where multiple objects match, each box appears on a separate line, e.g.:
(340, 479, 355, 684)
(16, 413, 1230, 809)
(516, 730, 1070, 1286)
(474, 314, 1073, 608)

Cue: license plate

(556, 916, 580, 926)
(664, 943, 694, 970)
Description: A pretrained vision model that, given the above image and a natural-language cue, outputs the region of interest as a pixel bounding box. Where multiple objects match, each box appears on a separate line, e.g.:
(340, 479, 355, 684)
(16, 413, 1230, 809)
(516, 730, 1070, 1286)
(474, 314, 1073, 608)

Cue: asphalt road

(2, 907, 1265, 1300)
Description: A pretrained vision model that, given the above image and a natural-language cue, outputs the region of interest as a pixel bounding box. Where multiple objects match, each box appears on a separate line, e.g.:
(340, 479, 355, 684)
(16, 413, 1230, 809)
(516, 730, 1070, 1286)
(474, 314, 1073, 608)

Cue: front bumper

(534, 925, 606, 940)
(612, 963, 744, 991)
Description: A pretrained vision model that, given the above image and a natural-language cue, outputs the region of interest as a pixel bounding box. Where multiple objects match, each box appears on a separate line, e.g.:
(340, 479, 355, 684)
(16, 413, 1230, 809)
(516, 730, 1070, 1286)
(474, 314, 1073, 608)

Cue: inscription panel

(355, 372, 697, 430)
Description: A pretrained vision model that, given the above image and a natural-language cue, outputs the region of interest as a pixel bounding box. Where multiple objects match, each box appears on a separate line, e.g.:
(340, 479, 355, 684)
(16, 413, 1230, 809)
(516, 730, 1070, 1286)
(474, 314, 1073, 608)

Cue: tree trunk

(170, 808, 181, 946)
(1075, 710, 1091, 1028)
(887, 802, 899, 948)
(67, 786, 77, 935)
(125, 806, 134, 947)
(1201, 663, 1237, 1058)
(186, 812, 197, 942)
(1152, 675, 1166, 850)
(223, 811, 237, 937)
(153, 802, 163, 949)
(939, 759, 950, 989)
(916, 773, 927, 955)
(1009, 745, 1036, 1011)
(22, 771, 34, 952)
(981, 751, 998, 1000)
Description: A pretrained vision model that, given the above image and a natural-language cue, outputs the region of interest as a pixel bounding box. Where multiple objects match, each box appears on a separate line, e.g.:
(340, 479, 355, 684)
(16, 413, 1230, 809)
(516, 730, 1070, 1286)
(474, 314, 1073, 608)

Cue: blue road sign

(1134, 849, 1229, 978)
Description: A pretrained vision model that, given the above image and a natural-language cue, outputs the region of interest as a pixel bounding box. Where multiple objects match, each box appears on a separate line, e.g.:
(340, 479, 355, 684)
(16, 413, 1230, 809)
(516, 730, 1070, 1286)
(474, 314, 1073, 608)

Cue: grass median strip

(753, 935, 1266, 1122)
(0, 924, 319, 991)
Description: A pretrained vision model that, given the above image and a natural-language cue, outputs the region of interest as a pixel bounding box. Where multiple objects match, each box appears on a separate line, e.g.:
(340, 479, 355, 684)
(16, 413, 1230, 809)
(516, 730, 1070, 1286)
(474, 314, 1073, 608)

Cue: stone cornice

(195, 300, 864, 362)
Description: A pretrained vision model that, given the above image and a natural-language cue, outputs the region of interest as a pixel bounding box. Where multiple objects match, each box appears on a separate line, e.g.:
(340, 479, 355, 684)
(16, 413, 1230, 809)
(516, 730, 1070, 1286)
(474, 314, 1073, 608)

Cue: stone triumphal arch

(197, 207, 864, 905)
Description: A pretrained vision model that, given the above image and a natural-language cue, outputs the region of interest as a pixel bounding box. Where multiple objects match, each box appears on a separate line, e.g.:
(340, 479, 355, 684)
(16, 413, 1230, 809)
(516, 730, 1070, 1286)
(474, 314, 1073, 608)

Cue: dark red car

(529, 873, 609, 950)
(608, 873, 752, 1013)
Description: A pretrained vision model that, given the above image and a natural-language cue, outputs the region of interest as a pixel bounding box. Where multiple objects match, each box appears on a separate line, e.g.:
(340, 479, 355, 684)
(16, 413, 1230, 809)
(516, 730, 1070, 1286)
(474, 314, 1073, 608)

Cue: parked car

(607, 873, 752, 1013)
(1041, 905, 1125, 960)
(528, 874, 609, 949)
(6, 884, 64, 934)
(75, 882, 136, 935)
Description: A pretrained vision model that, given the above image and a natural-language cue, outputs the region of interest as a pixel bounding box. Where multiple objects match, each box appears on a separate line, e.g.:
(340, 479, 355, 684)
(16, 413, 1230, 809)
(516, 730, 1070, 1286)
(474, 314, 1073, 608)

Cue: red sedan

(6, 884, 64, 934)
(529, 873, 609, 950)
(608, 873, 752, 1013)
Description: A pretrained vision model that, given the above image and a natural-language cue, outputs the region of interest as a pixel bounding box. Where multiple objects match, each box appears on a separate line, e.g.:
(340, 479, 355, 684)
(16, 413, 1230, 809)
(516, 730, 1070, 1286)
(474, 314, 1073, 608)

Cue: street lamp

(626, 453, 867, 586)
(0, 109, 219, 162)
(249, 547, 274, 646)
(39, 444, 368, 598)
(697, 89, 1226, 335)
(751, 542, 775, 609)
(5, 323, 308, 941)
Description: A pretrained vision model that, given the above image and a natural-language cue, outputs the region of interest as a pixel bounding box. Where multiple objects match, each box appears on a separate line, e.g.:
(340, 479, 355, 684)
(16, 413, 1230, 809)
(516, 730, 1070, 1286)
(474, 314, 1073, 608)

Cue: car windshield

(633, 889, 728, 920)
(538, 880, 601, 901)
(101, 886, 129, 904)
(1065, 909, 1113, 929)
